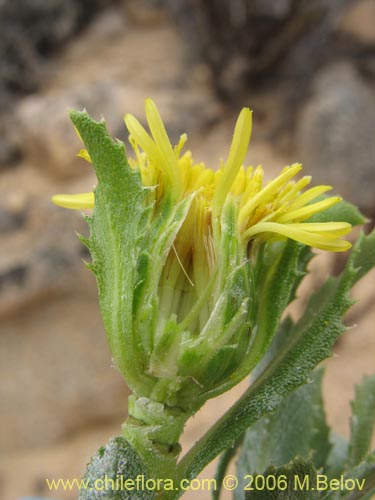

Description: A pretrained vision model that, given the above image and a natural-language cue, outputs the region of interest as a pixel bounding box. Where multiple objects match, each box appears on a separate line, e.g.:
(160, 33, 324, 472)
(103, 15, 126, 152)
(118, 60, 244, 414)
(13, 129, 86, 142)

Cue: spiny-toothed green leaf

(348, 375, 375, 468)
(243, 457, 319, 500)
(235, 369, 330, 498)
(77, 232, 91, 250)
(69, 110, 152, 395)
(351, 229, 375, 284)
(326, 433, 349, 479)
(321, 452, 375, 500)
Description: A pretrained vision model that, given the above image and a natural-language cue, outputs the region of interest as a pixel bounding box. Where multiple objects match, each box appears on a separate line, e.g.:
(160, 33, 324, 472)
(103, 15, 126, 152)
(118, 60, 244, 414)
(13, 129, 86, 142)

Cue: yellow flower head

(51, 99, 362, 420)
(52, 98, 352, 261)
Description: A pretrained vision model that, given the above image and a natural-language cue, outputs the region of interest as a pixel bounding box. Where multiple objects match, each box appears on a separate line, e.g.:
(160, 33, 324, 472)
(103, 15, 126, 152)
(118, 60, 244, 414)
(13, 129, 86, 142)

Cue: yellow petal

(243, 221, 351, 252)
(231, 166, 246, 195)
(277, 176, 311, 204)
(285, 222, 352, 238)
(285, 185, 332, 212)
(174, 133, 188, 158)
(239, 163, 302, 229)
(145, 98, 182, 198)
(124, 114, 159, 163)
(77, 149, 91, 163)
(240, 165, 263, 207)
(277, 196, 342, 223)
(51, 192, 95, 210)
(212, 107, 252, 234)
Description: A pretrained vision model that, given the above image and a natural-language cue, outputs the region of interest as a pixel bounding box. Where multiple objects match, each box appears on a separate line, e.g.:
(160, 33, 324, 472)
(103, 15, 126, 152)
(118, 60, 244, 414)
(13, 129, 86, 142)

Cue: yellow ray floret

(52, 99, 352, 252)
(52, 192, 94, 209)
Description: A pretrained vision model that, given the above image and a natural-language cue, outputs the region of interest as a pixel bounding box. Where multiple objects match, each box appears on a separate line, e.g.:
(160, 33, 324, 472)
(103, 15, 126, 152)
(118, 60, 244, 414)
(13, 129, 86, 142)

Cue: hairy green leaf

(243, 457, 319, 500)
(326, 433, 349, 479)
(321, 452, 375, 500)
(70, 111, 152, 395)
(235, 369, 330, 498)
(348, 375, 375, 467)
(351, 229, 375, 284)
(79, 436, 155, 500)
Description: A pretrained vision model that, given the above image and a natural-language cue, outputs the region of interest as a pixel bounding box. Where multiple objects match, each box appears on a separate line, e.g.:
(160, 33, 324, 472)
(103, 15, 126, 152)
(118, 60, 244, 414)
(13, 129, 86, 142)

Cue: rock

(0, 198, 86, 316)
(0, 164, 97, 316)
(167, 0, 355, 98)
(296, 63, 375, 215)
(0, 292, 130, 451)
(0, 117, 22, 168)
(0, 166, 130, 454)
(0, 0, 116, 87)
(124, 0, 168, 26)
(339, 0, 375, 44)
(252, 0, 292, 18)
(0, 196, 26, 234)
(0, 169, 130, 452)
(16, 21, 221, 179)
(16, 81, 132, 179)
(0, 0, 118, 165)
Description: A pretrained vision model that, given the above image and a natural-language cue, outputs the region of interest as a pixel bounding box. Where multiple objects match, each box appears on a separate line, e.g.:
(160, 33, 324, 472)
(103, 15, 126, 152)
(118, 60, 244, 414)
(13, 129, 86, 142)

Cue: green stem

(122, 395, 191, 484)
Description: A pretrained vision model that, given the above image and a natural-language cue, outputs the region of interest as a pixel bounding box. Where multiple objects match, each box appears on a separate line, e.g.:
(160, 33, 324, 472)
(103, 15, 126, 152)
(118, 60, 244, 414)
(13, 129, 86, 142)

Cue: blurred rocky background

(0, 1, 374, 499)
